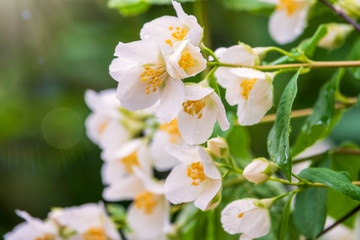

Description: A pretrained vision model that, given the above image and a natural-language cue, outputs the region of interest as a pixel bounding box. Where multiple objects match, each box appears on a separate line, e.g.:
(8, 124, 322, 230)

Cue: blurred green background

(1, 0, 360, 236)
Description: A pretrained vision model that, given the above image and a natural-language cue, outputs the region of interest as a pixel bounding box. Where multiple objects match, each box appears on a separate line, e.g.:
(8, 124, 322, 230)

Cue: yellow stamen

(82, 227, 106, 240)
(187, 162, 207, 186)
(165, 26, 189, 46)
(134, 191, 158, 214)
(120, 151, 139, 174)
(140, 66, 166, 94)
(159, 118, 181, 143)
(277, 0, 304, 16)
(35, 235, 56, 240)
(98, 120, 109, 135)
(238, 212, 245, 218)
(240, 79, 257, 100)
(182, 100, 206, 119)
(178, 51, 194, 71)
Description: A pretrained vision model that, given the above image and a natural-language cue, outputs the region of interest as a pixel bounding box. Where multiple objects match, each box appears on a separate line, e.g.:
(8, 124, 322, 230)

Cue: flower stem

(318, 0, 360, 33)
(207, 60, 360, 70)
(259, 97, 358, 124)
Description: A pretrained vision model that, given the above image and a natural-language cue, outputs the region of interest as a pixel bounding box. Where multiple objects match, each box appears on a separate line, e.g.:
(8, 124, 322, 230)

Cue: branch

(316, 205, 360, 238)
(259, 97, 358, 124)
(319, 0, 360, 33)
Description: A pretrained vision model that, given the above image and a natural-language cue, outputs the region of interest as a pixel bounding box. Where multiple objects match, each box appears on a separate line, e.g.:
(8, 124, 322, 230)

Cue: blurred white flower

(150, 118, 183, 171)
(243, 158, 277, 184)
(140, 0, 203, 47)
(217, 67, 273, 126)
(4, 210, 60, 240)
(318, 23, 353, 50)
(178, 84, 229, 145)
(50, 203, 121, 240)
(85, 89, 130, 149)
(164, 145, 222, 211)
(221, 198, 271, 240)
(261, 0, 311, 44)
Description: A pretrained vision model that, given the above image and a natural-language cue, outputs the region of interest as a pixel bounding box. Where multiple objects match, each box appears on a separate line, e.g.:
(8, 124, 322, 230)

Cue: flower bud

(335, 0, 360, 18)
(243, 158, 277, 184)
(318, 23, 353, 50)
(206, 137, 229, 158)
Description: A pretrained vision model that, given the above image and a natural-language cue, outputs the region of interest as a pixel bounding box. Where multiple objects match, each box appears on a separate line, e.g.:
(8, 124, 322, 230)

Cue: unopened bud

(243, 158, 277, 184)
(206, 137, 229, 158)
(318, 23, 353, 50)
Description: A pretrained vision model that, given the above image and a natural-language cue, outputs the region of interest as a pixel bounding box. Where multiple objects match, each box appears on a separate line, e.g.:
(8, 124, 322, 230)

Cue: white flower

(50, 203, 121, 240)
(217, 67, 274, 126)
(162, 39, 207, 80)
(206, 137, 229, 158)
(150, 118, 183, 171)
(110, 39, 206, 123)
(318, 23, 353, 50)
(221, 199, 271, 240)
(101, 139, 152, 184)
(140, 0, 203, 47)
(178, 84, 229, 145)
(164, 145, 222, 211)
(243, 158, 277, 184)
(4, 210, 60, 240)
(85, 89, 130, 148)
(261, 0, 311, 44)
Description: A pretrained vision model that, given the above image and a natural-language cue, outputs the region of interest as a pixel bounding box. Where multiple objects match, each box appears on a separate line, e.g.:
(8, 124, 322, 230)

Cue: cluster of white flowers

(5, 1, 283, 240)
(5, 203, 121, 240)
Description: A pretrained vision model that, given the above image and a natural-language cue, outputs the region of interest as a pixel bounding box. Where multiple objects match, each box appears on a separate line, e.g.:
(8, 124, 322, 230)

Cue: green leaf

(294, 187, 327, 239)
(327, 144, 360, 227)
(267, 69, 300, 180)
(220, 0, 274, 14)
(267, 25, 328, 65)
(358, 95, 360, 108)
(108, 0, 150, 16)
(292, 69, 344, 156)
(349, 38, 360, 80)
(226, 125, 252, 163)
(277, 193, 295, 240)
(299, 168, 360, 201)
(297, 24, 328, 57)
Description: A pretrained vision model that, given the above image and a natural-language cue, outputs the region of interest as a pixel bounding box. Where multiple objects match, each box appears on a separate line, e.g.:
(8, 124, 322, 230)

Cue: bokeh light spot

(42, 108, 83, 149)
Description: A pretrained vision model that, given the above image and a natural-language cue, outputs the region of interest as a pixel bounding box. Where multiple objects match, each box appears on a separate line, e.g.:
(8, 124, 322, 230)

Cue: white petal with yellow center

(140, 0, 203, 47)
(164, 145, 221, 211)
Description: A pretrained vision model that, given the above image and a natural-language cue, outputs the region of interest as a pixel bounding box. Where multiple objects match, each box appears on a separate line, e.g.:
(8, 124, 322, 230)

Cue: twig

(318, 0, 360, 33)
(316, 205, 360, 238)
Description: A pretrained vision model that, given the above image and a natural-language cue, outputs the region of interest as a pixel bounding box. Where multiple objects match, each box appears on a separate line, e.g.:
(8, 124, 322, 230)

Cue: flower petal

(199, 147, 221, 179)
(164, 163, 204, 204)
(167, 144, 201, 164)
(193, 179, 221, 211)
(156, 77, 184, 123)
(269, 2, 310, 44)
(208, 92, 230, 131)
(102, 176, 145, 201)
(178, 100, 216, 145)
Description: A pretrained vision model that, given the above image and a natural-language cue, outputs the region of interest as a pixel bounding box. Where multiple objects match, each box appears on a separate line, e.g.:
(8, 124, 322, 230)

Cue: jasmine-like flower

(216, 67, 274, 126)
(164, 145, 222, 211)
(261, 0, 311, 44)
(221, 199, 271, 240)
(150, 118, 183, 171)
(178, 84, 229, 145)
(140, 0, 203, 47)
(50, 203, 121, 240)
(85, 89, 130, 149)
(4, 211, 60, 240)
(110, 39, 206, 123)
